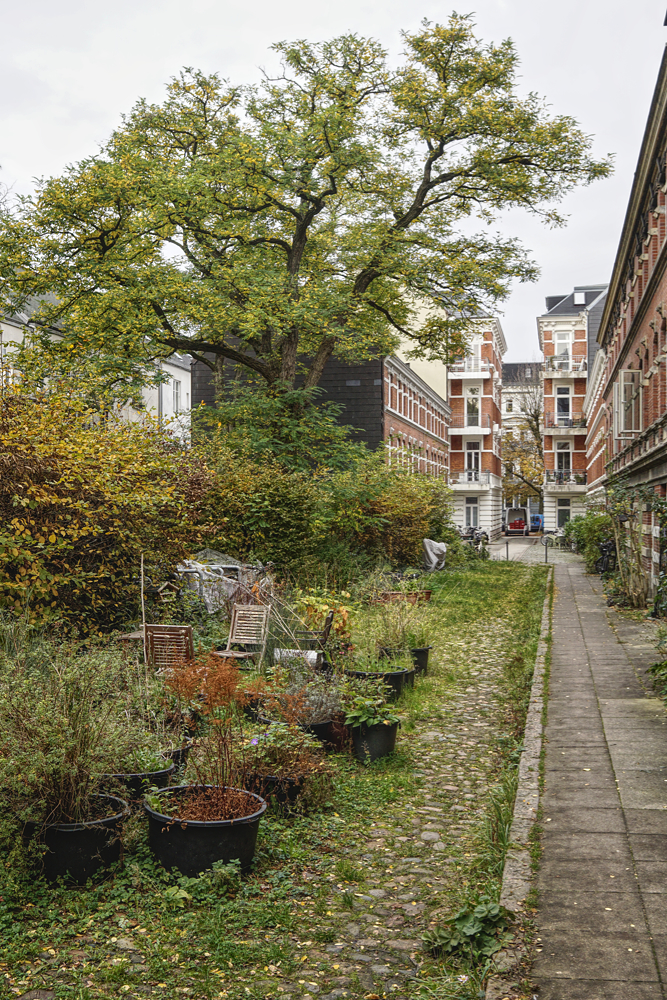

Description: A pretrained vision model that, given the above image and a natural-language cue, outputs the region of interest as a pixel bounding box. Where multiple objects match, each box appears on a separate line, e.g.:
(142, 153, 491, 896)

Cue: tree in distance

(502, 372, 545, 505)
(0, 15, 611, 397)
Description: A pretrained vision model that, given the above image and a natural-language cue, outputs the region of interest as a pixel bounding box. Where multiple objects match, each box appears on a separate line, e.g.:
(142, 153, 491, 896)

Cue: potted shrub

(344, 697, 400, 764)
(101, 741, 176, 801)
(144, 783, 266, 877)
(406, 622, 433, 675)
(375, 603, 431, 675)
(372, 576, 432, 605)
(242, 722, 333, 809)
(0, 662, 130, 884)
(265, 674, 348, 750)
(145, 653, 268, 876)
(344, 658, 412, 699)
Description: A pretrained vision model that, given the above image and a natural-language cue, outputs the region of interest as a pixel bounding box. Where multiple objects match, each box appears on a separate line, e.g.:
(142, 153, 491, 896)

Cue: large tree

(0, 16, 610, 390)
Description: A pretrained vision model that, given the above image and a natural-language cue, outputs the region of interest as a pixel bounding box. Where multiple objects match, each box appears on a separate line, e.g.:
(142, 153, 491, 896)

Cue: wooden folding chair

(212, 604, 270, 666)
(145, 624, 194, 670)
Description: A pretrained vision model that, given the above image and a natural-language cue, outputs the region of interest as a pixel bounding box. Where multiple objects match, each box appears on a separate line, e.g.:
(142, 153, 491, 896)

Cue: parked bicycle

(595, 541, 617, 575)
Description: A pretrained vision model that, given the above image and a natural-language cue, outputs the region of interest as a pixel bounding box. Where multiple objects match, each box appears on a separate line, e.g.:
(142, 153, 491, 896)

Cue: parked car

(505, 507, 531, 536)
(531, 513, 544, 532)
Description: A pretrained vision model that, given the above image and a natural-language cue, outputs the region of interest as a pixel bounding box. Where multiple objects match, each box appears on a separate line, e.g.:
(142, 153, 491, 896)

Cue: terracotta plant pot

(372, 591, 432, 605)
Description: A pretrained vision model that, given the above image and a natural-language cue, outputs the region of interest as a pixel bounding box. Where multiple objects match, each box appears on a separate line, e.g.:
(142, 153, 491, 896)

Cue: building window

(506, 399, 513, 413)
(465, 441, 480, 480)
(556, 441, 571, 475)
(556, 385, 570, 425)
(465, 497, 479, 528)
(466, 387, 480, 427)
(173, 380, 181, 413)
(554, 329, 571, 365)
(613, 370, 642, 436)
(557, 497, 571, 529)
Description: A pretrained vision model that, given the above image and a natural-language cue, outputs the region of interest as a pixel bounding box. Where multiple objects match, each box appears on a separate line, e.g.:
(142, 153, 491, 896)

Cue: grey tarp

(422, 538, 447, 572)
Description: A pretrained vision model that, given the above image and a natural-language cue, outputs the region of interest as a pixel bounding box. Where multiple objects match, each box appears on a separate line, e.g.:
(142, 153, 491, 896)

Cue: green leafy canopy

(0, 15, 611, 393)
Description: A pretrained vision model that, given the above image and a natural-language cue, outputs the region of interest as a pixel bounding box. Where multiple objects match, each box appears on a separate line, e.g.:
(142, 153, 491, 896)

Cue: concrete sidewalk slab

(534, 563, 667, 998)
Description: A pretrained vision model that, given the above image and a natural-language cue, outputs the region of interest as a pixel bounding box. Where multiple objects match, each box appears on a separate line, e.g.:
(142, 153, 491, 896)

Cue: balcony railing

(545, 471, 587, 485)
(544, 357, 588, 374)
(448, 359, 491, 375)
(544, 414, 586, 429)
(450, 471, 491, 485)
(449, 414, 492, 430)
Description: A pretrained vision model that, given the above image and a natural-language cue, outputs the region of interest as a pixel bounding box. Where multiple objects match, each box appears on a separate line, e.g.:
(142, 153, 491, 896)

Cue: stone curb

(485, 567, 553, 999)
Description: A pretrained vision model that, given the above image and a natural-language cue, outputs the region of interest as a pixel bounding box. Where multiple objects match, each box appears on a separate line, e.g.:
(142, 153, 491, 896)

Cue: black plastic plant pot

(144, 785, 267, 876)
(24, 794, 129, 885)
(243, 697, 263, 723)
(306, 719, 349, 751)
(351, 721, 399, 764)
(410, 647, 431, 674)
(244, 774, 304, 810)
(168, 743, 193, 771)
(344, 668, 408, 700)
(102, 761, 175, 800)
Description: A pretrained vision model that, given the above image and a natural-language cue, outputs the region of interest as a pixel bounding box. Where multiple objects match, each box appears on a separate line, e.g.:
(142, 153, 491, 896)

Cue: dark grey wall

(190, 355, 385, 451)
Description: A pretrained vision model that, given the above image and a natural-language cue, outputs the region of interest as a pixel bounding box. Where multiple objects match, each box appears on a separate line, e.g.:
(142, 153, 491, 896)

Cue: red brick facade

(590, 48, 667, 589)
(383, 357, 450, 476)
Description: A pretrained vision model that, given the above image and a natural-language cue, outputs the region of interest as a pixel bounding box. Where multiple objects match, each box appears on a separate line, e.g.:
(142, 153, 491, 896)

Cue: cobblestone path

(271, 620, 521, 1000)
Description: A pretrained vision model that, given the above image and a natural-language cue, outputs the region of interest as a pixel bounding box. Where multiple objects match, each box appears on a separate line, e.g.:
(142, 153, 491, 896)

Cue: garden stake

(141, 552, 147, 665)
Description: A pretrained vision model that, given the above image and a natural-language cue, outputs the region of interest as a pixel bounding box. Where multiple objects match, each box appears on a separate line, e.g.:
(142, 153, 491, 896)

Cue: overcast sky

(2, 0, 666, 360)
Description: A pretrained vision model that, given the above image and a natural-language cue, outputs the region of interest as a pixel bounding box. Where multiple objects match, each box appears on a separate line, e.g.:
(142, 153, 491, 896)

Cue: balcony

(449, 414, 492, 434)
(448, 359, 492, 378)
(544, 414, 587, 434)
(544, 470, 588, 493)
(450, 471, 492, 487)
(544, 357, 588, 377)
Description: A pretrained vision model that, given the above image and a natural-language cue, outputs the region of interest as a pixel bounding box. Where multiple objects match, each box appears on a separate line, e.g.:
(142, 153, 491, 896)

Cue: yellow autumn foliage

(0, 389, 213, 631)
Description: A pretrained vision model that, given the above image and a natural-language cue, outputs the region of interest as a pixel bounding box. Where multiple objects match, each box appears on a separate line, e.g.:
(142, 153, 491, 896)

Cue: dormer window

(573, 291, 586, 306)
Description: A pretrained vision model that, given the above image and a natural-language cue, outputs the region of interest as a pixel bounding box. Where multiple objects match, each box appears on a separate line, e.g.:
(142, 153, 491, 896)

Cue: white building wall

(543, 493, 587, 532)
(1, 315, 191, 440)
(451, 481, 503, 540)
(137, 358, 192, 441)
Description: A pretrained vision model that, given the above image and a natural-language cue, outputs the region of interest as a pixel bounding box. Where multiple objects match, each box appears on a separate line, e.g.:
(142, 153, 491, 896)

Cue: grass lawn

(0, 561, 547, 1000)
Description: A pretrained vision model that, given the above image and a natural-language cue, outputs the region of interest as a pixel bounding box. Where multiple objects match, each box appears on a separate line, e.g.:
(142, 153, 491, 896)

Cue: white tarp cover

(422, 538, 447, 572)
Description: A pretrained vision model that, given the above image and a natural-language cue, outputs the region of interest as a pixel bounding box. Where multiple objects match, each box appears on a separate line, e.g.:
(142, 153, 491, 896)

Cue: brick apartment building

(537, 285, 607, 530)
(585, 46, 667, 592)
(448, 318, 505, 538)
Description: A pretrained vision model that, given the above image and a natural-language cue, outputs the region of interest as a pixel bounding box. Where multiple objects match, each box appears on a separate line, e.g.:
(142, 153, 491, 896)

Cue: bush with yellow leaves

(0, 388, 213, 631)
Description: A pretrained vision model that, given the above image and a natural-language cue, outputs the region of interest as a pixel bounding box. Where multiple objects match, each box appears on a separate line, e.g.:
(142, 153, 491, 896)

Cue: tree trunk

(214, 355, 226, 405)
